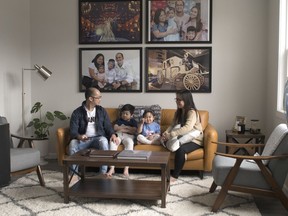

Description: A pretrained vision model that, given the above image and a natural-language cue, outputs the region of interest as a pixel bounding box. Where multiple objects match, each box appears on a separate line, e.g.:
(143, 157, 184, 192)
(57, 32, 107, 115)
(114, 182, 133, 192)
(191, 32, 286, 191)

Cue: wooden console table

(63, 151, 170, 208)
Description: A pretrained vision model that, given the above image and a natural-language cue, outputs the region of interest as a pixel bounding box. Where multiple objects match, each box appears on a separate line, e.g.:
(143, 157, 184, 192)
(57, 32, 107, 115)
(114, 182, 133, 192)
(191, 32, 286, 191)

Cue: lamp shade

(34, 64, 52, 80)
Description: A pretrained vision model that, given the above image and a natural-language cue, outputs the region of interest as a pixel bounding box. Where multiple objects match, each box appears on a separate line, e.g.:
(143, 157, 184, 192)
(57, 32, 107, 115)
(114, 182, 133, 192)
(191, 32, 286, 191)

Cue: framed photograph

(79, 0, 142, 44)
(146, 0, 212, 43)
(145, 47, 211, 93)
(232, 116, 247, 132)
(79, 48, 142, 92)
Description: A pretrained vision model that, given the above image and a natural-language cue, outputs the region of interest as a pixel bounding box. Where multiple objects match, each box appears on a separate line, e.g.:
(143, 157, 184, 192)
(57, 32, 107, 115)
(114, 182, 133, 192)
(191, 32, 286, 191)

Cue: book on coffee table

(89, 150, 119, 158)
(117, 150, 152, 160)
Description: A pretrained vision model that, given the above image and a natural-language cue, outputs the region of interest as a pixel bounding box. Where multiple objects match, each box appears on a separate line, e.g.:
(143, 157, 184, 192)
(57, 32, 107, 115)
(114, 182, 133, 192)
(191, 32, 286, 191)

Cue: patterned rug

(0, 171, 261, 216)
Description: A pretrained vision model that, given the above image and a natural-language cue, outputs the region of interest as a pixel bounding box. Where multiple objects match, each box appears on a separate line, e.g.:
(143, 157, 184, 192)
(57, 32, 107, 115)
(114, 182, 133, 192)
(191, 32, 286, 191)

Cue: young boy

(185, 26, 197, 41)
(107, 104, 138, 177)
(137, 109, 161, 145)
(105, 59, 116, 90)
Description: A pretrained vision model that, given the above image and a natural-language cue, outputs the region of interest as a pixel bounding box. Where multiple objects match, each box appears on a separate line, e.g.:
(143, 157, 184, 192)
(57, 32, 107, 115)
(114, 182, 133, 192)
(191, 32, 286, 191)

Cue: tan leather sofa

(56, 108, 218, 178)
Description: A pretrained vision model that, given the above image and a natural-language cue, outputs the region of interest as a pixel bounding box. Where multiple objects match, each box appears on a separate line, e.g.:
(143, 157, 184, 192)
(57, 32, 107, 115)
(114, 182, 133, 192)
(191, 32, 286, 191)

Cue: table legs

(63, 165, 69, 203)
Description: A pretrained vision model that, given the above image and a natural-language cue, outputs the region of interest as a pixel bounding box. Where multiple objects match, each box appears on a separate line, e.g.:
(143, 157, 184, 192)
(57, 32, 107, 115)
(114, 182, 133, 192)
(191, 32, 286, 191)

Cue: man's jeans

(68, 136, 109, 174)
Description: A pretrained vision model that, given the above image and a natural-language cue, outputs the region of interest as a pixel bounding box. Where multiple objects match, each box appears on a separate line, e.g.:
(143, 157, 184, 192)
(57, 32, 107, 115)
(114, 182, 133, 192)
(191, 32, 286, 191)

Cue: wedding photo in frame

(146, 0, 212, 43)
(79, 0, 142, 44)
(79, 48, 142, 92)
(145, 47, 212, 93)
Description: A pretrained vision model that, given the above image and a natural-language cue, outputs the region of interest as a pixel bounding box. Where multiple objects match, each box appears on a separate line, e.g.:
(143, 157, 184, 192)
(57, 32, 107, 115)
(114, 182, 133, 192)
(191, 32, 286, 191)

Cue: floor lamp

(22, 64, 52, 135)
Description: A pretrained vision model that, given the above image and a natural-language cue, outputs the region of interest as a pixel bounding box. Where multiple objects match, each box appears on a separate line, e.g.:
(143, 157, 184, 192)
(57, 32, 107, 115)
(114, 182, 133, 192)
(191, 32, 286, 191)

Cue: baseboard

(44, 153, 57, 160)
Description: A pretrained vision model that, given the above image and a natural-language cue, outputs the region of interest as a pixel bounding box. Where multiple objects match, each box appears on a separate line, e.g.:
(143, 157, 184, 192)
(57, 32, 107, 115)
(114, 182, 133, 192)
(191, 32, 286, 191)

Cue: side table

(225, 130, 265, 155)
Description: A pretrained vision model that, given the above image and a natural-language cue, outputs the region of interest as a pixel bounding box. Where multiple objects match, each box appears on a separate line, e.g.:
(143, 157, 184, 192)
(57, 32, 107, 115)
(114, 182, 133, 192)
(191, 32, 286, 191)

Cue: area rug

(0, 171, 261, 216)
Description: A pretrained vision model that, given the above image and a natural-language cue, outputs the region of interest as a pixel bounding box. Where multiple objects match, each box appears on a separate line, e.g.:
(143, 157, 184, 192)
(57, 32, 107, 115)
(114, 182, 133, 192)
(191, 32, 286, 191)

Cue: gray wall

(0, 0, 285, 158)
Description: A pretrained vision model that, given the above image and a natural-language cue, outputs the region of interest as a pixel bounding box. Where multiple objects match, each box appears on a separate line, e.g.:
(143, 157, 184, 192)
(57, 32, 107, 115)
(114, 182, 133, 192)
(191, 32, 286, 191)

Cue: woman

(82, 53, 105, 89)
(89, 53, 105, 82)
(161, 90, 203, 182)
(183, 5, 206, 41)
(151, 8, 178, 41)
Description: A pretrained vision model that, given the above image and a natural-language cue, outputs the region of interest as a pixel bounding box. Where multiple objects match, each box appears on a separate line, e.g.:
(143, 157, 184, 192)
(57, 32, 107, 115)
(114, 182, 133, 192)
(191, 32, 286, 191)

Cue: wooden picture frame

(79, 48, 142, 92)
(146, 0, 212, 43)
(145, 47, 212, 93)
(232, 116, 247, 132)
(79, 0, 142, 44)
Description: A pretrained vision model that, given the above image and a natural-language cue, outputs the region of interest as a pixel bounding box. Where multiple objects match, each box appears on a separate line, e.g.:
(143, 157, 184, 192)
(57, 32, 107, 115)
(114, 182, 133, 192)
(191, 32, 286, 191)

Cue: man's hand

(77, 134, 89, 141)
(110, 134, 120, 145)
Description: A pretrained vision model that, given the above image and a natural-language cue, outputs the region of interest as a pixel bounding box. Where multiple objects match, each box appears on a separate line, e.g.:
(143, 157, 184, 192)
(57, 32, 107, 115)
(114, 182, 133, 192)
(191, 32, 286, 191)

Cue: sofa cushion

(118, 104, 161, 124)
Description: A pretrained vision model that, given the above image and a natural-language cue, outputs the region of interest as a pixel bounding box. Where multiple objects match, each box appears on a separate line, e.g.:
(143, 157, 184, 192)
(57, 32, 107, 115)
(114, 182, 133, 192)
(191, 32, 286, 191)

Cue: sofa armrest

(203, 123, 218, 171)
(56, 127, 70, 166)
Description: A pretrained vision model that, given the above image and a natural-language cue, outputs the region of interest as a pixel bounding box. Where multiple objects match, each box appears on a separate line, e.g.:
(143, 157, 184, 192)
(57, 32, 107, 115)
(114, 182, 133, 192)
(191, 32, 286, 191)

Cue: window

(278, 0, 288, 113)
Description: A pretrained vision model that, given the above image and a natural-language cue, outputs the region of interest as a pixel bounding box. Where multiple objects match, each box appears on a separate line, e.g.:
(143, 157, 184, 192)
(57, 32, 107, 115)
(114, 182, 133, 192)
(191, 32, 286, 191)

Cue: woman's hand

(161, 132, 169, 142)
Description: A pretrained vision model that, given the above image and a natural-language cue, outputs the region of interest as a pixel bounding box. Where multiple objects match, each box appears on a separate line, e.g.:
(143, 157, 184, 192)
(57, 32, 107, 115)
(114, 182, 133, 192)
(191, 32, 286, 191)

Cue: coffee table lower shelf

(66, 178, 168, 205)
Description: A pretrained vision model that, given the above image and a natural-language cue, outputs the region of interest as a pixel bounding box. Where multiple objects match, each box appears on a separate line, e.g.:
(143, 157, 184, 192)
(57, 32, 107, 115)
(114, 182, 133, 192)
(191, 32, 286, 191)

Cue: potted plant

(27, 102, 69, 139)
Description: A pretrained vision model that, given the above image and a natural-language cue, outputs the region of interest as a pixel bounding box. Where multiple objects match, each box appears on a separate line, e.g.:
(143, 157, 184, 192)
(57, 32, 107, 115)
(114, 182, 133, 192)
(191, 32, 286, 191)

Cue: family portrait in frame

(79, 0, 142, 44)
(79, 48, 142, 92)
(145, 47, 212, 93)
(78, 0, 213, 93)
(147, 0, 212, 43)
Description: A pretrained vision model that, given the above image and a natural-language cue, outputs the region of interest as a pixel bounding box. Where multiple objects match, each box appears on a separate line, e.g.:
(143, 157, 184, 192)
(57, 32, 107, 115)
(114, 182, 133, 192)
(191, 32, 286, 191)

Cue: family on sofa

(56, 87, 218, 184)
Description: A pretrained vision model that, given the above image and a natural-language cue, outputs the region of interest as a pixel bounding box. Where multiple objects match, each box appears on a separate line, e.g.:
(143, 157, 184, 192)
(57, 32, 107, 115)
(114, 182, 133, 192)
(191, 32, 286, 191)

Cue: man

(174, 0, 189, 40)
(69, 87, 119, 182)
(113, 52, 134, 90)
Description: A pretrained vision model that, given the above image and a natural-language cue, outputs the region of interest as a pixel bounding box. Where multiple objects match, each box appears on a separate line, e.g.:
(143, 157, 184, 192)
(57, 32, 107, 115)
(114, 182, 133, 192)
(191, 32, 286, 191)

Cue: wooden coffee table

(62, 150, 170, 208)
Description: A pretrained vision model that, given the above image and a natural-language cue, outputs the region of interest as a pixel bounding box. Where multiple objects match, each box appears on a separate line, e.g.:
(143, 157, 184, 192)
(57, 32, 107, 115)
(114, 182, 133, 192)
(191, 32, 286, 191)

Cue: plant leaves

(30, 102, 42, 113)
(29, 102, 68, 138)
(46, 112, 55, 121)
(54, 111, 68, 120)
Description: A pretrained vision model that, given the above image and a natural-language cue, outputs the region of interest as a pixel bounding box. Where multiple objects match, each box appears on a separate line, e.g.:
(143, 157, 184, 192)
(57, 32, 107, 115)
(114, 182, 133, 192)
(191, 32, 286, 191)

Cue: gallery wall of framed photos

(78, 0, 212, 93)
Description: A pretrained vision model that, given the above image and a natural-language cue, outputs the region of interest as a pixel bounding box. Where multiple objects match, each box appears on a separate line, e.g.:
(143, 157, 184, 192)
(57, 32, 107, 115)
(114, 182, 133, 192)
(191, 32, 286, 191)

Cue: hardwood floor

(41, 159, 288, 216)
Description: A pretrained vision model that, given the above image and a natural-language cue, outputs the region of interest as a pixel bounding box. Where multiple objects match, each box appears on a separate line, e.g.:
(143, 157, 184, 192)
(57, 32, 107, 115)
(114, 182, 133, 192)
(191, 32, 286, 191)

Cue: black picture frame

(79, 48, 142, 92)
(145, 47, 212, 93)
(146, 0, 212, 43)
(79, 0, 142, 44)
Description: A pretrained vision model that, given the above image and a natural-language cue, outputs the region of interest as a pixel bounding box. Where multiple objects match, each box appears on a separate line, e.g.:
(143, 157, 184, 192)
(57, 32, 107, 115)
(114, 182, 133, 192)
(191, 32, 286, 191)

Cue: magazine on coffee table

(117, 150, 152, 160)
(89, 150, 119, 158)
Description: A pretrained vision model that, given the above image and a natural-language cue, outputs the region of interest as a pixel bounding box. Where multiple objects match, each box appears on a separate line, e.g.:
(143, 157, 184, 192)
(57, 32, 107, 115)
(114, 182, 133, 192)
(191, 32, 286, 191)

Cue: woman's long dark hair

(154, 8, 168, 25)
(92, 53, 104, 69)
(175, 90, 198, 125)
(185, 5, 203, 32)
